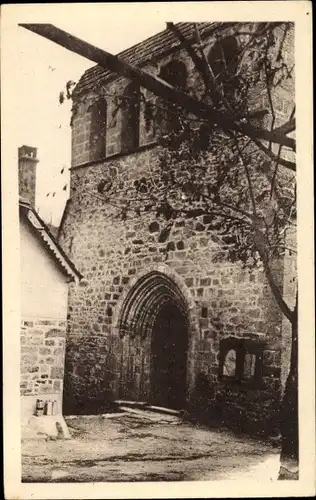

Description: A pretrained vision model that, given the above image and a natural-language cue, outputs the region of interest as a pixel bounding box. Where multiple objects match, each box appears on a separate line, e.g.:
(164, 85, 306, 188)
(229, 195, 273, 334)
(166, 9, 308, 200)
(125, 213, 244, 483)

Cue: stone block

(21, 353, 37, 364)
(21, 346, 38, 353)
(263, 350, 275, 366)
(23, 321, 34, 327)
(38, 320, 56, 326)
(185, 277, 194, 287)
(195, 223, 205, 232)
(39, 385, 55, 394)
(28, 366, 39, 373)
(200, 278, 211, 287)
(274, 351, 281, 365)
(45, 329, 64, 338)
(54, 348, 64, 356)
(50, 367, 64, 379)
(45, 340, 55, 346)
(53, 380, 62, 391)
(263, 366, 281, 378)
(149, 221, 159, 233)
(39, 348, 51, 355)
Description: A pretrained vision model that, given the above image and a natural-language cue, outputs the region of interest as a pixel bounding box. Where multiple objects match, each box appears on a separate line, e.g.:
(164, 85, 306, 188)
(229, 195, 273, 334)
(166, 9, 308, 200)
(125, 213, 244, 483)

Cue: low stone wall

(20, 318, 66, 420)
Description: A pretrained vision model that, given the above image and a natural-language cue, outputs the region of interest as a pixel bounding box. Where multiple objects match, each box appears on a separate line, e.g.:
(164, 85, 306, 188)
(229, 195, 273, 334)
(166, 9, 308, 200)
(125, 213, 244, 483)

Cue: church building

(58, 22, 295, 436)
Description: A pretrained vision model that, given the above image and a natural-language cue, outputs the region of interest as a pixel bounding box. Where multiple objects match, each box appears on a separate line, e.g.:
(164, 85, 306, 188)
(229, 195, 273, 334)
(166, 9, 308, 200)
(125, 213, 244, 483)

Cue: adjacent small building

(19, 146, 81, 431)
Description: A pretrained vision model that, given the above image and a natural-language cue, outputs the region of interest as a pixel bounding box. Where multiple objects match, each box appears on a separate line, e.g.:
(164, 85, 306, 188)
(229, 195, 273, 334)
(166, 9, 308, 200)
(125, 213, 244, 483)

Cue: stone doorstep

(119, 406, 181, 423)
(64, 407, 163, 422)
(66, 412, 127, 419)
(115, 400, 181, 417)
(119, 406, 158, 420)
(66, 402, 182, 420)
(144, 405, 182, 416)
(115, 400, 148, 409)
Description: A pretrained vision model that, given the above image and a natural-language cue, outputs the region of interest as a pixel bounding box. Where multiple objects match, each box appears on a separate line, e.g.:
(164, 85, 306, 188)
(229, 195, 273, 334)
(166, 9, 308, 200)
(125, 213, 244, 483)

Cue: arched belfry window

(157, 60, 188, 134)
(121, 81, 140, 153)
(89, 99, 107, 161)
(207, 36, 240, 109)
(207, 36, 239, 80)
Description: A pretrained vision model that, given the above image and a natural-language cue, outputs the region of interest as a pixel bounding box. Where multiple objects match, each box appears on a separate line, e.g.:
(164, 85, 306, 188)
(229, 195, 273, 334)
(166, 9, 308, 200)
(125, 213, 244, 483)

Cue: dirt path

(22, 410, 280, 482)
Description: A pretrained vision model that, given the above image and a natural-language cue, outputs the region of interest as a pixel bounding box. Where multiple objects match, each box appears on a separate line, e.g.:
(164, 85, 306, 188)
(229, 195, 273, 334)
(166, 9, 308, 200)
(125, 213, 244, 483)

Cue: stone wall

(70, 23, 294, 169)
(58, 22, 295, 435)
(20, 318, 66, 412)
(59, 144, 286, 434)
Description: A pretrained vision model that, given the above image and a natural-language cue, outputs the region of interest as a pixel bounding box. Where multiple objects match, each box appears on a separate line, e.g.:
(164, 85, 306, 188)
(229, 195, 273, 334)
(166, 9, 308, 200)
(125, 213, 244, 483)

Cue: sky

(3, 4, 167, 225)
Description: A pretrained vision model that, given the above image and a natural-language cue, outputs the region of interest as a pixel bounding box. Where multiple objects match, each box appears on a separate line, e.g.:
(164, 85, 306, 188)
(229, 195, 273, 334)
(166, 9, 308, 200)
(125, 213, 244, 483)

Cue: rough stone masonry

(58, 22, 295, 436)
(20, 319, 66, 398)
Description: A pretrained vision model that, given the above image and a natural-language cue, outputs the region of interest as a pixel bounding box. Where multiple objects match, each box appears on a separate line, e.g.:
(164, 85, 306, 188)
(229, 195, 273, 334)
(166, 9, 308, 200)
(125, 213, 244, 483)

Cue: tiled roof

(19, 198, 82, 282)
(74, 22, 229, 96)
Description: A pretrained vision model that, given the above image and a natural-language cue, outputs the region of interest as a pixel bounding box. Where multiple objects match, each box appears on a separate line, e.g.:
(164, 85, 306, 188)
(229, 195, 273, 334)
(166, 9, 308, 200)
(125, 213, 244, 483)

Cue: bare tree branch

(269, 144, 283, 199)
(255, 229, 294, 322)
(167, 23, 213, 98)
(235, 141, 257, 216)
(193, 23, 230, 109)
(273, 117, 295, 136)
(252, 138, 296, 171)
(20, 23, 296, 154)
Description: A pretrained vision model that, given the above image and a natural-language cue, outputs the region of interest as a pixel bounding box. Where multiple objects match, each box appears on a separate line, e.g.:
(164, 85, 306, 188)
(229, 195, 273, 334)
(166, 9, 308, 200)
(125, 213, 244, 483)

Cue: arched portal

(114, 268, 197, 409)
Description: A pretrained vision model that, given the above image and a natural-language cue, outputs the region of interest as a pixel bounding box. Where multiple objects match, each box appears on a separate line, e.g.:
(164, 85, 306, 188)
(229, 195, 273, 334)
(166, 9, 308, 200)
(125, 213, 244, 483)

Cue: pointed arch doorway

(115, 268, 196, 410)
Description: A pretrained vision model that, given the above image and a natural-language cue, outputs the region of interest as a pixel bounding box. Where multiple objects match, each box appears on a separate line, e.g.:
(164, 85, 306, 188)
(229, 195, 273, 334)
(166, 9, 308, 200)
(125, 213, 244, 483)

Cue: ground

(22, 408, 280, 482)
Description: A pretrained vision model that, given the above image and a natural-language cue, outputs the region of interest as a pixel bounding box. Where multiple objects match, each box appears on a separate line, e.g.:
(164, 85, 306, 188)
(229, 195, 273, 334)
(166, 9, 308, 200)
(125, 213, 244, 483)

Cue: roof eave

(19, 201, 83, 282)
(72, 22, 235, 99)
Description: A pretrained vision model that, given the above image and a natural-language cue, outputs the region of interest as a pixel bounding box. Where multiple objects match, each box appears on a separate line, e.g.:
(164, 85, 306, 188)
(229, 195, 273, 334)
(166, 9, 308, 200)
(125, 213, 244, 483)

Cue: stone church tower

(58, 22, 295, 435)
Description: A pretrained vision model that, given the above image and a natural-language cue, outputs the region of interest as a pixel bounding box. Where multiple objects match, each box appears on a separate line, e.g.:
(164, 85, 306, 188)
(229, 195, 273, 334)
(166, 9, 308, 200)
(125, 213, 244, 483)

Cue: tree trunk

(278, 303, 298, 479)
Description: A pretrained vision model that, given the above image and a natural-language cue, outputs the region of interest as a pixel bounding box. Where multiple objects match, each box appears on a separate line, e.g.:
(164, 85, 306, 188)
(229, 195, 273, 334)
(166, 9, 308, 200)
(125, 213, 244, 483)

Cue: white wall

(20, 219, 69, 320)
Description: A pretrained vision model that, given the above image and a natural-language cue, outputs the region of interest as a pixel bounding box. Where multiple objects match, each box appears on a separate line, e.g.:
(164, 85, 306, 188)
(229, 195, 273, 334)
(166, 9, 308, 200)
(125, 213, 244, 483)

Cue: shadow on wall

(188, 372, 219, 425)
(63, 374, 119, 415)
(187, 372, 280, 439)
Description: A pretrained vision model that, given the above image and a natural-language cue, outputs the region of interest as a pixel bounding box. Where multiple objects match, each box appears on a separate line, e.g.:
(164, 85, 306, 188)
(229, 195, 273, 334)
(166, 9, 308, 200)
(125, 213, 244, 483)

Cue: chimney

(18, 145, 39, 207)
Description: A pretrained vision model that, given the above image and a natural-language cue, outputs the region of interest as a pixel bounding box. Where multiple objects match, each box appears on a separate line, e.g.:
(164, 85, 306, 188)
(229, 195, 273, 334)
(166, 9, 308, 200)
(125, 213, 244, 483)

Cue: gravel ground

(22, 409, 280, 482)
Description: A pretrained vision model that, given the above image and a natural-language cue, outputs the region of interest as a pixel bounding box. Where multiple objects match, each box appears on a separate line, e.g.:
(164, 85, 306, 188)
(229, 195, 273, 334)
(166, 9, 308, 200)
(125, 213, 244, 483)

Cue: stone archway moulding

(112, 263, 198, 334)
(111, 263, 199, 399)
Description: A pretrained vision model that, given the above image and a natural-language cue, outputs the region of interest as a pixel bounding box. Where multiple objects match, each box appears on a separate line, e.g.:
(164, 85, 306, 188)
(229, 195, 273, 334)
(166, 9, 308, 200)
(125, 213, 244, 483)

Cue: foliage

(59, 22, 296, 325)
(94, 23, 296, 305)
(96, 22, 298, 468)
(60, 21, 297, 468)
